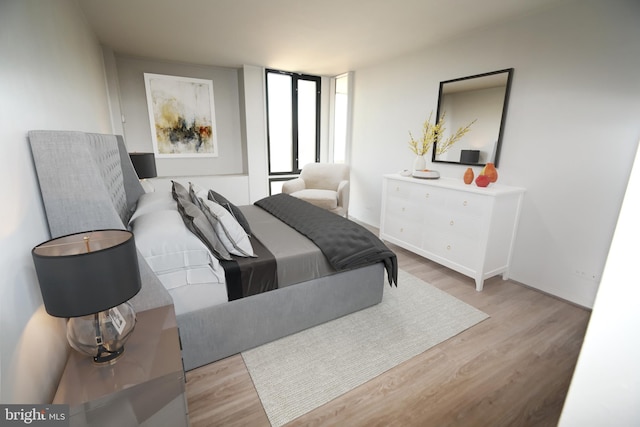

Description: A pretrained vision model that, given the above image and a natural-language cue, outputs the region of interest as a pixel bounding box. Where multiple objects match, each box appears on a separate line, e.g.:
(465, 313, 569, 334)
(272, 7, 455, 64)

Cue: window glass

(297, 79, 318, 168)
(267, 73, 293, 173)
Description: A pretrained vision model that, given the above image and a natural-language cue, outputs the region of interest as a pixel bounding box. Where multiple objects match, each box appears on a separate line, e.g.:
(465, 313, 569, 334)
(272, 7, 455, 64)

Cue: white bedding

(128, 189, 336, 315)
(129, 192, 228, 314)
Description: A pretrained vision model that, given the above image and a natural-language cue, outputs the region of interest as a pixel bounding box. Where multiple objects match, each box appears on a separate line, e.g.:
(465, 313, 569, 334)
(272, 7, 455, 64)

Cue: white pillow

(129, 191, 177, 225)
(198, 197, 255, 257)
(130, 209, 225, 284)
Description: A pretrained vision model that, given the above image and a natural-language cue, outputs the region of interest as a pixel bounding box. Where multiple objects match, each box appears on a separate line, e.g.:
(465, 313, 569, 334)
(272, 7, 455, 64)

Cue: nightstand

(53, 304, 189, 427)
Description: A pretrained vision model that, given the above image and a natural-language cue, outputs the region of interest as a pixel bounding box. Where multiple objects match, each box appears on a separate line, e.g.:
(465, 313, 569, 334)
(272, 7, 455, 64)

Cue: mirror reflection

(433, 68, 513, 167)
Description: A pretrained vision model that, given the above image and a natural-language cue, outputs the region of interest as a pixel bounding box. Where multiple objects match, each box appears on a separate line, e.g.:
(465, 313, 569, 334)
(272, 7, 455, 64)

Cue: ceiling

(79, 0, 564, 76)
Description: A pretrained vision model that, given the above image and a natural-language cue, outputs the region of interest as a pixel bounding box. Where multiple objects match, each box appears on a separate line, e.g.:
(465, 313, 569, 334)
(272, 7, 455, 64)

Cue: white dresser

(380, 174, 525, 291)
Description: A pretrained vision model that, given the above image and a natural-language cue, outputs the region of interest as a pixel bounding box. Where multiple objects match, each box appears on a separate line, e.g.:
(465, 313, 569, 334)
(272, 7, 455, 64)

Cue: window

(266, 69, 320, 190)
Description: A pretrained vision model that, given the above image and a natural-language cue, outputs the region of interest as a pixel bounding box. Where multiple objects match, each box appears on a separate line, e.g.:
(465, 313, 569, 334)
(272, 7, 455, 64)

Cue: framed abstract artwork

(144, 73, 218, 158)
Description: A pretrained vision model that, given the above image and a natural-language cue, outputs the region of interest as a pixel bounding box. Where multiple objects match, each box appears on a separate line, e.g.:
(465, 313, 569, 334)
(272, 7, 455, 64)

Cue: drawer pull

(463, 200, 468, 206)
(449, 220, 454, 226)
(446, 245, 451, 250)
(425, 193, 430, 199)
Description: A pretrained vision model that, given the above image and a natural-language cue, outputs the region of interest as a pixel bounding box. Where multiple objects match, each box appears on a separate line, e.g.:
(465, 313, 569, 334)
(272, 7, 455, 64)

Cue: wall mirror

(433, 68, 513, 167)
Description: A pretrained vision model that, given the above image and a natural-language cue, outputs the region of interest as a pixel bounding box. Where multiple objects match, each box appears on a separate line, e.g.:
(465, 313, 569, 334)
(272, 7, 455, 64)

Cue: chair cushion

(290, 189, 338, 210)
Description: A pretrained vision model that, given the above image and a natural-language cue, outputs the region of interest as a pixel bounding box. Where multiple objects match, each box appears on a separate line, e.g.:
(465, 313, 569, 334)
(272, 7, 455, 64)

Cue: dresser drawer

(417, 186, 448, 225)
(444, 235, 481, 267)
(423, 232, 480, 266)
(442, 213, 484, 240)
(422, 228, 447, 254)
(383, 216, 422, 247)
(385, 198, 424, 223)
(444, 191, 489, 217)
(387, 180, 413, 200)
(417, 185, 448, 208)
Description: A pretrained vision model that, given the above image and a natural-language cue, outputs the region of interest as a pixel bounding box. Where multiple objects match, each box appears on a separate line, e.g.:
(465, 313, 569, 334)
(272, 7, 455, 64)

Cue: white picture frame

(144, 73, 218, 158)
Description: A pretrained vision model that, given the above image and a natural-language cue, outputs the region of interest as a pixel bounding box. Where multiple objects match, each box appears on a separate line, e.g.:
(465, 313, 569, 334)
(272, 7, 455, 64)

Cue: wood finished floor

(185, 241, 591, 427)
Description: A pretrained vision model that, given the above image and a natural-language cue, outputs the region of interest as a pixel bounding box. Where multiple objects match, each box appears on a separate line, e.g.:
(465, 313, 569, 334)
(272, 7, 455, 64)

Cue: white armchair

(282, 163, 350, 217)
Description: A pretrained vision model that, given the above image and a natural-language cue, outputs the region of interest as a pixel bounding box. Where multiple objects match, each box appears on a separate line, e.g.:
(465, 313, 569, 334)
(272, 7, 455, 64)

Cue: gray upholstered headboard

(29, 131, 145, 237)
(28, 130, 172, 311)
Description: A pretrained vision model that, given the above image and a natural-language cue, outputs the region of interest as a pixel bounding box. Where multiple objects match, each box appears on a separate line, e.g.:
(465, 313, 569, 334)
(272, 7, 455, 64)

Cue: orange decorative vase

(463, 167, 474, 184)
(483, 162, 498, 183)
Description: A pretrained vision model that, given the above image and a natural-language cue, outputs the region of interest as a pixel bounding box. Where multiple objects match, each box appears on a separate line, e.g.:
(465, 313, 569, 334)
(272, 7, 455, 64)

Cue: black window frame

(265, 69, 321, 176)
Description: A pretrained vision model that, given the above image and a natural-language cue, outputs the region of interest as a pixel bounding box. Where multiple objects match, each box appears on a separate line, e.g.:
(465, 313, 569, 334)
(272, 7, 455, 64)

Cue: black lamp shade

(32, 230, 141, 318)
(129, 152, 157, 179)
(460, 149, 480, 163)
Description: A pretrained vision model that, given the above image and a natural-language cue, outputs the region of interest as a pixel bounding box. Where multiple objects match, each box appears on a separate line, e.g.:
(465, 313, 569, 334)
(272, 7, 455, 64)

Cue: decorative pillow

(188, 184, 252, 257)
(172, 180, 190, 202)
(189, 182, 208, 201)
(129, 209, 224, 283)
(175, 197, 232, 261)
(198, 197, 255, 257)
(208, 190, 253, 236)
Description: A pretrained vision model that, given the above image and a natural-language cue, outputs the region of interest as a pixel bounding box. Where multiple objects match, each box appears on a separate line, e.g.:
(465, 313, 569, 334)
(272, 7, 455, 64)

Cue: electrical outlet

(573, 269, 599, 282)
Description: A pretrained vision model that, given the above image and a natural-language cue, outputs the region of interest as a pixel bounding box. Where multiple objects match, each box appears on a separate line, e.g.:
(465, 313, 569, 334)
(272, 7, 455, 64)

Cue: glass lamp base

(66, 302, 136, 364)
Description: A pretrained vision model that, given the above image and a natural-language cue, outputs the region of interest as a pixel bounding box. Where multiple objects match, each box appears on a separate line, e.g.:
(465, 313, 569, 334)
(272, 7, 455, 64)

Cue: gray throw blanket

(255, 193, 398, 286)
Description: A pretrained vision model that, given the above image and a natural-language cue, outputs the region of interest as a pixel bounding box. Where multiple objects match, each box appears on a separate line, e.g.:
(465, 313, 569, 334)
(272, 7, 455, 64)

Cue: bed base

(179, 263, 383, 370)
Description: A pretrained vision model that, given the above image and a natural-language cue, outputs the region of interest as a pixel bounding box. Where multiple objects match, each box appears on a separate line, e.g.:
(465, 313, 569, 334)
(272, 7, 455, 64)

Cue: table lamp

(129, 152, 157, 179)
(460, 149, 480, 164)
(129, 152, 157, 192)
(32, 229, 142, 364)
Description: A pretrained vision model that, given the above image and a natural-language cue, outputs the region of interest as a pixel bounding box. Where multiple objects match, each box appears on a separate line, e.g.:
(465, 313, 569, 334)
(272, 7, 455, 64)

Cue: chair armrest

(282, 177, 306, 194)
(337, 180, 350, 211)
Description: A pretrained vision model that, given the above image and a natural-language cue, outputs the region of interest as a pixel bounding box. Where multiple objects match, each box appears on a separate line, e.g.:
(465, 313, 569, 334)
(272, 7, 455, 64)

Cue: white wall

(0, 0, 112, 403)
(349, 0, 640, 307)
(242, 65, 270, 202)
(558, 141, 640, 426)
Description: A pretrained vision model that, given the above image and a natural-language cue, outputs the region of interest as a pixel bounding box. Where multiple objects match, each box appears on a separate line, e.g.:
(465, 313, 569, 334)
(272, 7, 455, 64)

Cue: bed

(28, 130, 397, 371)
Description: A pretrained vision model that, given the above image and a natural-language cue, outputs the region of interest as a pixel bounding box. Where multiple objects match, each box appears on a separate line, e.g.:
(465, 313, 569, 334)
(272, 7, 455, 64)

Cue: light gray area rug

(242, 269, 489, 426)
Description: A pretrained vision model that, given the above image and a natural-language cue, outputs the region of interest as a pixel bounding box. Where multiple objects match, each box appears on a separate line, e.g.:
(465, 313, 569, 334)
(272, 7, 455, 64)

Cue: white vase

(413, 155, 426, 171)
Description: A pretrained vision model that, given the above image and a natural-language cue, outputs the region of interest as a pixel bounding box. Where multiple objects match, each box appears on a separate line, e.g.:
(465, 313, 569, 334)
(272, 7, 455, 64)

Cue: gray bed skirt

(179, 262, 384, 370)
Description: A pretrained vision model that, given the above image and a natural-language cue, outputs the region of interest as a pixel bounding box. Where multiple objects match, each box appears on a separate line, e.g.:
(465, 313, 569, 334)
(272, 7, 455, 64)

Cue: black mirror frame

(433, 68, 514, 167)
